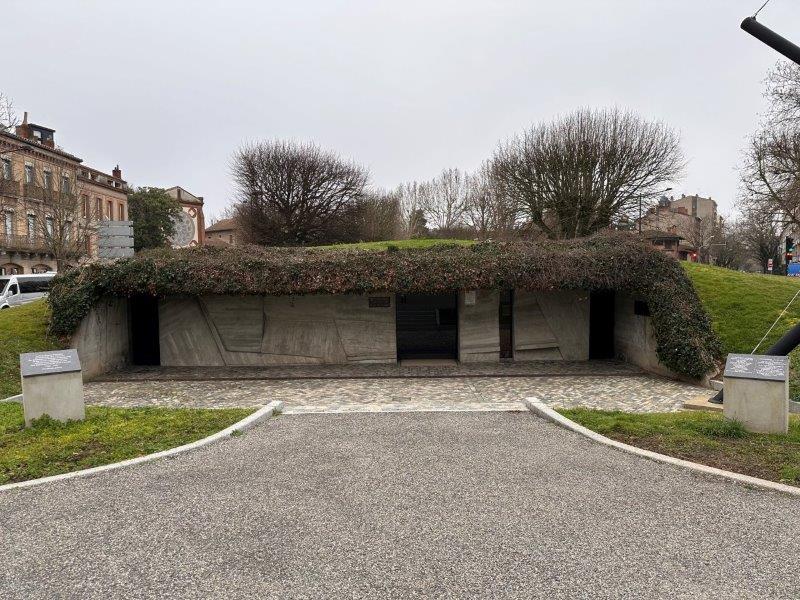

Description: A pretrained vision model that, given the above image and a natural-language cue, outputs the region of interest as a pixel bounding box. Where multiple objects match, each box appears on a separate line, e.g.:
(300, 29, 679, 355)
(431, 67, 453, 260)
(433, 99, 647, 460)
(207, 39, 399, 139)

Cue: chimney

(15, 111, 32, 140)
(112, 165, 122, 179)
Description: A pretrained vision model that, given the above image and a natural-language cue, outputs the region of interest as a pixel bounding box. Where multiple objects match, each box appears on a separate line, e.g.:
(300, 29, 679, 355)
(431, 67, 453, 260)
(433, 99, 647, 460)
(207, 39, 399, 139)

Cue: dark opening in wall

(130, 295, 161, 365)
(634, 300, 651, 317)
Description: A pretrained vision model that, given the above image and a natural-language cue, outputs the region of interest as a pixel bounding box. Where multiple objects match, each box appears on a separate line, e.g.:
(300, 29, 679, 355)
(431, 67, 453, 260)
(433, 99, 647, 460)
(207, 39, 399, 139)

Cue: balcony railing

(0, 232, 50, 254)
(0, 179, 19, 197)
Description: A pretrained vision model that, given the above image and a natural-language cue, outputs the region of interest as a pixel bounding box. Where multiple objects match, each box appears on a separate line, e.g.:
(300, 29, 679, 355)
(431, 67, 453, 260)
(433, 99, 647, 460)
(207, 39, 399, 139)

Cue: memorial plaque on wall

(723, 353, 788, 382)
(369, 296, 391, 308)
(20, 349, 82, 378)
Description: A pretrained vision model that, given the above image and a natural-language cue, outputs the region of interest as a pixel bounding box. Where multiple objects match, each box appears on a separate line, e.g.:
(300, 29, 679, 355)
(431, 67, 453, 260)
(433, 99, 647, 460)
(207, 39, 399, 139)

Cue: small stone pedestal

(20, 349, 85, 427)
(723, 353, 788, 434)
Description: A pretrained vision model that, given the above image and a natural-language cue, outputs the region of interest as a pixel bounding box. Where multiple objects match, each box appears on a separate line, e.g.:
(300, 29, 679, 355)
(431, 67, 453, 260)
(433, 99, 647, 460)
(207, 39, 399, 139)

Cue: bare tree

(231, 140, 369, 246)
(28, 165, 97, 270)
(739, 206, 784, 274)
(420, 168, 469, 232)
(490, 108, 684, 239)
(0, 92, 19, 132)
(765, 61, 800, 127)
(395, 181, 428, 239)
(465, 166, 522, 240)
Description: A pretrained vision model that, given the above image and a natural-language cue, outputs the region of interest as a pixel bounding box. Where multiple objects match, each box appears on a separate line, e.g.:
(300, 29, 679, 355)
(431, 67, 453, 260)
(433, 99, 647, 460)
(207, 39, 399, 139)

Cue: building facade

(0, 113, 128, 274)
(166, 186, 205, 248)
(638, 194, 719, 262)
(204, 217, 240, 246)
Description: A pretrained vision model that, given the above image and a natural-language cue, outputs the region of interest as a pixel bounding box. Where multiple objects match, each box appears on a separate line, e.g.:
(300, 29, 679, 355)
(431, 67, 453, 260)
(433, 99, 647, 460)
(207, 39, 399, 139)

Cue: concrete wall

(159, 294, 397, 366)
(458, 290, 500, 363)
(71, 296, 130, 379)
(513, 290, 590, 361)
(614, 294, 677, 378)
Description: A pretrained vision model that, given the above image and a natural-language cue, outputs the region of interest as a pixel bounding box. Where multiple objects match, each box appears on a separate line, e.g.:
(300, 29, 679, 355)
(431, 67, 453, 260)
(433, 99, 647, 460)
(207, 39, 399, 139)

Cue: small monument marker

(723, 353, 788, 434)
(20, 349, 85, 427)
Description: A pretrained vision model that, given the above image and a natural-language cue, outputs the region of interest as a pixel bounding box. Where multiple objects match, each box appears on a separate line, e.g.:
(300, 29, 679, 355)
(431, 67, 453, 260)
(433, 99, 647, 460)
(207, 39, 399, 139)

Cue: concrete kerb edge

(0, 400, 284, 493)
(522, 396, 800, 498)
(0, 394, 22, 403)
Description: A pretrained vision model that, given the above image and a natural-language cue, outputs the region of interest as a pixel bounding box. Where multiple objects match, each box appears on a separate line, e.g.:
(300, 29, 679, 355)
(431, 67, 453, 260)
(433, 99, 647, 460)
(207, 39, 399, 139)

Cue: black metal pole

(741, 17, 800, 66)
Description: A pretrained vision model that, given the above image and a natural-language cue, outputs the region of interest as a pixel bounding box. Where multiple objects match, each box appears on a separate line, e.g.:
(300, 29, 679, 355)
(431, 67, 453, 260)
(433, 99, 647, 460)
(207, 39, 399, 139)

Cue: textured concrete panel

(614, 294, 677, 379)
(537, 290, 590, 361)
(513, 291, 561, 361)
(159, 298, 225, 366)
(724, 376, 789, 434)
(458, 290, 500, 363)
(72, 297, 130, 379)
(159, 294, 396, 367)
(201, 296, 264, 352)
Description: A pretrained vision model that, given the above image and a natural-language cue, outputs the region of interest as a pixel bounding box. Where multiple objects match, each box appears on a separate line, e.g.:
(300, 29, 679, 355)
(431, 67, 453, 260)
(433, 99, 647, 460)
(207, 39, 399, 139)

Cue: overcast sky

(3, 0, 798, 220)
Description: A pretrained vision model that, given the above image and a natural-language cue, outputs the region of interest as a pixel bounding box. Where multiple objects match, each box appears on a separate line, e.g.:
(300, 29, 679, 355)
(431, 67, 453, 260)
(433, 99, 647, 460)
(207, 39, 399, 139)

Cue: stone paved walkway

(84, 372, 714, 414)
(93, 359, 641, 381)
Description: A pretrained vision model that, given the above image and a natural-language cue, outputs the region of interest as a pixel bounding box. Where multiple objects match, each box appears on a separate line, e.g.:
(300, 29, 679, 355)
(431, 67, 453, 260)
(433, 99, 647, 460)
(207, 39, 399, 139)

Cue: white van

(0, 273, 56, 309)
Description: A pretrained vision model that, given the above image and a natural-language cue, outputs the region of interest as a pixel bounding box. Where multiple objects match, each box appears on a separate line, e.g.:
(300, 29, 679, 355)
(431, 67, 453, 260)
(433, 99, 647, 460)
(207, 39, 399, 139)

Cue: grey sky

(3, 0, 797, 220)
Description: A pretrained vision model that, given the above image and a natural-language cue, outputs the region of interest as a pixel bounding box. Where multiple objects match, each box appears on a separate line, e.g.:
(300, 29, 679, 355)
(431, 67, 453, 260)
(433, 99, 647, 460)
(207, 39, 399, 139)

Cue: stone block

(723, 354, 789, 434)
(20, 350, 85, 427)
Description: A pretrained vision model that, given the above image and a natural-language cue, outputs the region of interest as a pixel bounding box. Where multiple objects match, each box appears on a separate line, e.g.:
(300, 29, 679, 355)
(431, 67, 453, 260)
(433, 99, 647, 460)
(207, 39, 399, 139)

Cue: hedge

(48, 232, 723, 379)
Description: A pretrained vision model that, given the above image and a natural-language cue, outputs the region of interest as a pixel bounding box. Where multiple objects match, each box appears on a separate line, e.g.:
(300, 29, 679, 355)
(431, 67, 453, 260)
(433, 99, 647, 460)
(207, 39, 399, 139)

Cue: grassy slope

(683, 263, 800, 397)
(313, 238, 475, 251)
(0, 404, 254, 484)
(0, 301, 62, 398)
(561, 408, 800, 485)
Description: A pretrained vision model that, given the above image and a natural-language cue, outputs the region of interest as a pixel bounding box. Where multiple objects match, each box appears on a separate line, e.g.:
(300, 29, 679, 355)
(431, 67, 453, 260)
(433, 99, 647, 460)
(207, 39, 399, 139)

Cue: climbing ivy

(48, 232, 722, 379)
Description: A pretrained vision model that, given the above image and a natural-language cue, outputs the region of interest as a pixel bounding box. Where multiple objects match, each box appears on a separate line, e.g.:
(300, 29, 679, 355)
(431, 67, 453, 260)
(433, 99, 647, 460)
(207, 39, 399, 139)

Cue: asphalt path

(2, 411, 800, 599)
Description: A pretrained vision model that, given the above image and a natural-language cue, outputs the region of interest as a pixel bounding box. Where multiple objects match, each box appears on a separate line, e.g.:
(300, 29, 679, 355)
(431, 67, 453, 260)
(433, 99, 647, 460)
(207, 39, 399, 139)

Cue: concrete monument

(723, 353, 789, 434)
(20, 349, 85, 427)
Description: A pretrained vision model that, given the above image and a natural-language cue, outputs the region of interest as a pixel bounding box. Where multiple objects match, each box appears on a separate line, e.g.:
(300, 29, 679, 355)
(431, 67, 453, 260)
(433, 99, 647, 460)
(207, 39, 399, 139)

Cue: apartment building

(0, 113, 128, 274)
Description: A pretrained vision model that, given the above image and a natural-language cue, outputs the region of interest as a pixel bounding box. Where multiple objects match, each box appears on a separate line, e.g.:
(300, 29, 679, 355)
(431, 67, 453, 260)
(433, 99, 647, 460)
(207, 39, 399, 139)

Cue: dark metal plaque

(723, 353, 788, 382)
(20, 349, 82, 378)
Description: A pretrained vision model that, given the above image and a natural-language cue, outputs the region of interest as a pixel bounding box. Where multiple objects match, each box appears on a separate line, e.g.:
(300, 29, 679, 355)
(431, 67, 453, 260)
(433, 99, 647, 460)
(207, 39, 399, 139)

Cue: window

(24, 164, 33, 184)
(118, 203, 125, 220)
(1, 159, 11, 180)
(3, 212, 12, 236)
(27, 215, 36, 241)
(64, 223, 72, 242)
(62, 174, 70, 195)
(43, 170, 52, 190)
(106, 200, 113, 220)
(45, 216, 54, 237)
(81, 195, 89, 219)
(95, 198, 102, 218)
(18, 277, 52, 293)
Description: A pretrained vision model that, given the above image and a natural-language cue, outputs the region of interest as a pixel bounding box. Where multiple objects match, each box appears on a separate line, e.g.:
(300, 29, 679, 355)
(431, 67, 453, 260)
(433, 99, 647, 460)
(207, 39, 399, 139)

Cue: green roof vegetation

(683, 262, 800, 397)
(313, 238, 475, 251)
(48, 232, 722, 379)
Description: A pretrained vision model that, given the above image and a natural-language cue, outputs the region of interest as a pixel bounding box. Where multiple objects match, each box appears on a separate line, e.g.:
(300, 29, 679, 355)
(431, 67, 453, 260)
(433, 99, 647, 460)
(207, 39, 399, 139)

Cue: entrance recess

(130, 295, 161, 366)
(396, 293, 458, 360)
(499, 290, 514, 359)
(589, 290, 615, 359)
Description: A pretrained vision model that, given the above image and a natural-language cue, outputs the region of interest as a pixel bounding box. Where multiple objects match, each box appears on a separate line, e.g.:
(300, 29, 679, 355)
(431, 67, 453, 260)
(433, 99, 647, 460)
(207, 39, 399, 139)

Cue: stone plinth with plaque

(20, 349, 85, 427)
(723, 353, 788, 434)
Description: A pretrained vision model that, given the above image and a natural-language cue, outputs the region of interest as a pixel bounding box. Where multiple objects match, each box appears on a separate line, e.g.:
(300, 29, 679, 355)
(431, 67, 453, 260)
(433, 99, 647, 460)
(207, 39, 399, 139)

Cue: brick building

(0, 113, 128, 274)
(204, 217, 240, 246)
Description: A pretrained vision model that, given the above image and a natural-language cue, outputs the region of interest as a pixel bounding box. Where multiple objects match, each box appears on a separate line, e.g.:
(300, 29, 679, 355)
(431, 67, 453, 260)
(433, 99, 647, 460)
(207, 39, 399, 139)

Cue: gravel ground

(2, 412, 800, 599)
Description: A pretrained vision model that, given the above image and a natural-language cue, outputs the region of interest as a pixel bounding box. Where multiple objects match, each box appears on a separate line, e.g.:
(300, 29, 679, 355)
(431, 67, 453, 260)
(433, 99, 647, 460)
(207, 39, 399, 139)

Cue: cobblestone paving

(93, 360, 641, 381)
(83, 374, 715, 414)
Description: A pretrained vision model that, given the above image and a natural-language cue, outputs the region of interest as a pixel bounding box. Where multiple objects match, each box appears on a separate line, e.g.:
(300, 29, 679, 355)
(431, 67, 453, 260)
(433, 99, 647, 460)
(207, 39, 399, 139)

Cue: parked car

(0, 273, 56, 309)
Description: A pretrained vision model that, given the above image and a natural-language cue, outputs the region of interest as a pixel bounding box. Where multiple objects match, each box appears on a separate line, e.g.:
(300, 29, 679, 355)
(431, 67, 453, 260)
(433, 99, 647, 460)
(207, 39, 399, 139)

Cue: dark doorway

(130, 295, 161, 366)
(589, 290, 615, 359)
(499, 289, 514, 359)
(396, 293, 458, 360)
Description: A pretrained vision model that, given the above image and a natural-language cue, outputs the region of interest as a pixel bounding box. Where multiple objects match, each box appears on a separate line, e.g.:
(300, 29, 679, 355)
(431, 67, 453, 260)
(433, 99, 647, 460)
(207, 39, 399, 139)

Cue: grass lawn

(313, 238, 475, 251)
(0, 301, 62, 398)
(561, 408, 800, 486)
(0, 403, 254, 485)
(683, 263, 800, 398)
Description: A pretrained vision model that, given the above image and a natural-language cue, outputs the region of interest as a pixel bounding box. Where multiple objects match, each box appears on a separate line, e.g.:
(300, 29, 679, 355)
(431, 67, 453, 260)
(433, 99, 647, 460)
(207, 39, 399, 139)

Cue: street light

(638, 187, 673, 234)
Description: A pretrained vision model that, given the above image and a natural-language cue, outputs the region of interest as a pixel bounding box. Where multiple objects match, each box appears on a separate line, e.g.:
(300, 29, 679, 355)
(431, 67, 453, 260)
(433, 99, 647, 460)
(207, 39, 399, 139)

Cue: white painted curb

(523, 397, 800, 498)
(0, 400, 283, 493)
(0, 393, 22, 403)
